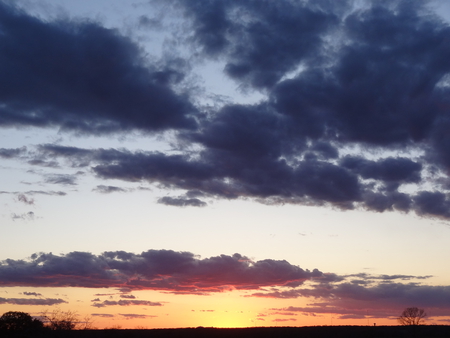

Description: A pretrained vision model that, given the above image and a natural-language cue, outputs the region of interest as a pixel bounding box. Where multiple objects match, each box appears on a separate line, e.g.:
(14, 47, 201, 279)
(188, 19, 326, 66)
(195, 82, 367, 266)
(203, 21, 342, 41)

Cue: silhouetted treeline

(4, 325, 450, 338)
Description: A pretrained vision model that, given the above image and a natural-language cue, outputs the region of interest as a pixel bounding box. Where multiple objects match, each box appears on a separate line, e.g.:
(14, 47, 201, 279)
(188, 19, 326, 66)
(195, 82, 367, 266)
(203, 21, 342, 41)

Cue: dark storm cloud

(0, 1, 197, 134)
(340, 157, 422, 184)
(33, 142, 448, 218)
(0, 250, 323, 293)
(413, 191, 450, 218)
(0, 297, 66, 305)
(175, 0, 339, 89)
(4, 0, 450, 220)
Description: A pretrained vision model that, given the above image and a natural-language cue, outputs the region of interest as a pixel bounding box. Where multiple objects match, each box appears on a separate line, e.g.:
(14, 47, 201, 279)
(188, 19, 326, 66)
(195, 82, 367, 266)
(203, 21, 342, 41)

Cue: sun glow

(206, 313, 252, 328)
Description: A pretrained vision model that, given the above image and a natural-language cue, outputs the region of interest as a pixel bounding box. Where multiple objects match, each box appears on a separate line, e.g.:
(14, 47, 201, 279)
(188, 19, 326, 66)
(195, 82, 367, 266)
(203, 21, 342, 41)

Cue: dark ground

(3, 326, 450, 338)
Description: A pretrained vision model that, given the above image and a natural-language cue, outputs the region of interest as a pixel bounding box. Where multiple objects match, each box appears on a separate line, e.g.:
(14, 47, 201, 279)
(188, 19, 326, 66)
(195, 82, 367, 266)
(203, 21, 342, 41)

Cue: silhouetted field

(5, 326, 450, 338)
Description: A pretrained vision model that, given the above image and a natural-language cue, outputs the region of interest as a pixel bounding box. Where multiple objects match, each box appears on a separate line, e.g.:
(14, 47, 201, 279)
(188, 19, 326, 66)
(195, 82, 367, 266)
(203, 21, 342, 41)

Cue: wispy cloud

(0, 297, 66, 305)
(11, 211, 35, 221)
(92, 300, 162, 308)
(119, 313, 157, 319)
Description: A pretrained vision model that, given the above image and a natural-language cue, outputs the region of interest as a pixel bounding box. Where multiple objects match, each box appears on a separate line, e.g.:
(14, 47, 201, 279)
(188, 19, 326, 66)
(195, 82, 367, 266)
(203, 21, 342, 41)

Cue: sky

(1, 0, 450, 329)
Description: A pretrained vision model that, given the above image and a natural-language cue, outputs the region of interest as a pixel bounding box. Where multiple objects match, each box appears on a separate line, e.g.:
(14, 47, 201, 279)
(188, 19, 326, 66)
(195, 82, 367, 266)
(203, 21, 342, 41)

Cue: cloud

(22, 292, 42, 297)
(119, 313, 157, 319)
(174, 0, 338, 89)
(44, 174, 77, 186)
(0, 190, 66, 197)
(93, 185, 127, 194)
(91, 313, 114, 318)
(265, 276, 450, 319)
(0, 147, 26, 159)
(17, 194, 34, 205)
(1, 250, 450, 318)
(26, 190, 67, 196)
(0, 1, 198, 134)
(11, 211, 35, 221)
(272, 318, 297, 322)
(0, 297, 66, 305)
(157, 196, 207, 207)
(92, 300, 162, 308)
(0, 250, 323, 293)
(119, 294, 136, 299)
(3, 0, 450, 220)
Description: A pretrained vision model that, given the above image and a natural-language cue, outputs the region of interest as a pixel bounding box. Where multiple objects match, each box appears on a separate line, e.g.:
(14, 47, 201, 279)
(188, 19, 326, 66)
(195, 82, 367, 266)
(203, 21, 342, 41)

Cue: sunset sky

(2, 0, 450, 329)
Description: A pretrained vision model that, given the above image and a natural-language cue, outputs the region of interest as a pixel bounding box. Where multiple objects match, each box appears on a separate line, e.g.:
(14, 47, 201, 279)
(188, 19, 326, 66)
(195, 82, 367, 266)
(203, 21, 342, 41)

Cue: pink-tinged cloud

(251, 275, 450, 303)
(272, 282, 450, 319)
(91, 299, 162, 308)
(0, 297, 66, 305)
(272, 318, 297, 322)
(0, 250, 323, 293)
(271, 312, 297, 316)
(255, 273, 450, 320)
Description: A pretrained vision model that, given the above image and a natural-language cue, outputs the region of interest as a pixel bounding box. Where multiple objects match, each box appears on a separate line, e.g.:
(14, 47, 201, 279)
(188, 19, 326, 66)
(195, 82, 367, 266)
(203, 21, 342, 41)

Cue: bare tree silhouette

(42, 308, 79, 330)
(398, 307, 426, 325)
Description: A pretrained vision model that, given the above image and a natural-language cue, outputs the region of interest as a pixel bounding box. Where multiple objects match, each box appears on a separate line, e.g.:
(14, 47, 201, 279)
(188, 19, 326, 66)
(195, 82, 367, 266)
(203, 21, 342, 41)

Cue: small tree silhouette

(398, 307, 426, 325)
(0, 311, 43, 331)
(42, 308, 79, 330)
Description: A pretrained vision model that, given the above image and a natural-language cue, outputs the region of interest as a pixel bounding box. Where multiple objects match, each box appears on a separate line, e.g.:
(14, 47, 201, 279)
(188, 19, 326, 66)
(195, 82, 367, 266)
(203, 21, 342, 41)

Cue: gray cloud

(157, 196, 207, 207)
(17, 194, 34, 205)
(0, 297, 66, 305)
(11, 211, 35, 221)
(254, 273, 450, 319)
(93, 185, 127, 194)
(91, 313, 114, 318)
(119, 313, 157, 319)
(0, 147, 26, 159)
(44, 174, 77, 186)
(22, 292, 42, 296)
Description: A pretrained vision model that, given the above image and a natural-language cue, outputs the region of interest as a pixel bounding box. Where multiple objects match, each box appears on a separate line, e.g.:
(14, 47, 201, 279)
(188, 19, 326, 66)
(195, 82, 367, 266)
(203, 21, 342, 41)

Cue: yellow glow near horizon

(0, 286, 440, 329)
